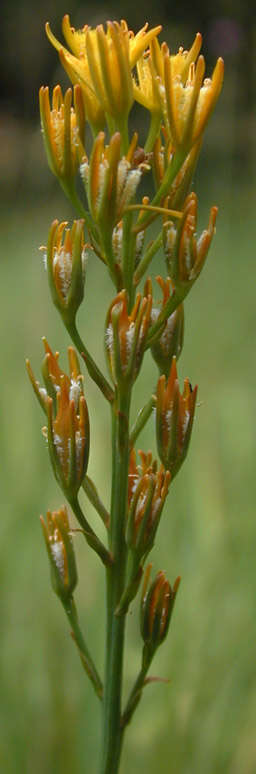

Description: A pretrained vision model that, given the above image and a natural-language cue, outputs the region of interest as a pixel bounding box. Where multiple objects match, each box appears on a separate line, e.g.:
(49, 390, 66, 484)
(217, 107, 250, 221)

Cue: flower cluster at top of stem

(28, 15, 224, 774)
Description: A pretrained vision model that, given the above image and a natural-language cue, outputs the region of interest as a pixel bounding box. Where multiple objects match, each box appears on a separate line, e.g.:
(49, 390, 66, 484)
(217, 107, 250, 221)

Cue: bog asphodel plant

(28, 14, 223, 774)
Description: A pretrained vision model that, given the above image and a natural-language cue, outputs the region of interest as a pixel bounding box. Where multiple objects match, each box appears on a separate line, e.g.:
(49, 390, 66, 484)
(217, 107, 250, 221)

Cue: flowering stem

(66, 322, 114, 403)
(100, 388, 131, 774)
(64, 597, 103, 699)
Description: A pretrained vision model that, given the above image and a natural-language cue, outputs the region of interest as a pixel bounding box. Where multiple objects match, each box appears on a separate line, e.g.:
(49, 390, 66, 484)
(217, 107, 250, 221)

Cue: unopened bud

(163, 193, 217, 295)
(151, 303, 184, 376)
(156, 357, 197, 478)
(105, 289, 152, 388)
(140, 564, 180, 651)
(126, 450, 170, 558)
(45, 219, 87, 326)
(39, 84, 85, 185)
(41, 506, 77, 603)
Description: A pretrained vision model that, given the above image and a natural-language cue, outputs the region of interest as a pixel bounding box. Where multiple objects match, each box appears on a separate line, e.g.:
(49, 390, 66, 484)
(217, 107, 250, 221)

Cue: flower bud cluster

(80, 132, 149, 250)
(46, 16, 161, 131)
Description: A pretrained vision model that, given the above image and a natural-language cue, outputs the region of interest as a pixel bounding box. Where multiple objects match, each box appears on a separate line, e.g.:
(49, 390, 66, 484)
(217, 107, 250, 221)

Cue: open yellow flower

(134, 33, 202, 113)
(46, 15, 162, 129)
(161, 45, 224, 152)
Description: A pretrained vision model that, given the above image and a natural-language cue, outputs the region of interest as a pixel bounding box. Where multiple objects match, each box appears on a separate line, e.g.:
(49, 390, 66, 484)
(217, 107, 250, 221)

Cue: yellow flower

(133, 50, 162, 114)
(161, 45, 224, 151)
(169, 32, 202, 81)
(46, 15, 161, 127)
(39, 84, 85, 184)
(134, 32, 202, 113)
(45, 20, 105, 133)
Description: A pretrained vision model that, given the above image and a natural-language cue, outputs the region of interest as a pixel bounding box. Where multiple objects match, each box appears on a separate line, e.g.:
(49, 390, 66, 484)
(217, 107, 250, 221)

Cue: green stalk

(129, 395, 156, 448)
(83, 474, 110, 528)
(64, 597, 103, 699)
(144, 112, 161, 154)
(121, 650, 152, 728)
(66, 321, 114, 403)
(133, 232, 163, 285)
(122, 210, 136, 308)
(100, 388, 131, 774)
(133, 150, 185, 234)
(70, 496, 112, 567)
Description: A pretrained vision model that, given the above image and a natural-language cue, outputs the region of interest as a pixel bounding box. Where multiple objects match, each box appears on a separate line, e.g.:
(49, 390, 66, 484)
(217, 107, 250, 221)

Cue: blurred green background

(1, 1, 256, 772)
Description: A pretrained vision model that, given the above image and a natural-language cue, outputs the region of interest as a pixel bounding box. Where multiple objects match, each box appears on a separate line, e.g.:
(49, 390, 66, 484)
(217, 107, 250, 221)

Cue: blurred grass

(1, 174, 256, 774)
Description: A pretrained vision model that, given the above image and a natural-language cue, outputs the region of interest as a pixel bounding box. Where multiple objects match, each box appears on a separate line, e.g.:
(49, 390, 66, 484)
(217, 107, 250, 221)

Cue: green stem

(64, 597, 103, 699)
(133, 150, 186, 233)
(100, 229, 122, 290)
(122, 211, 136, 308)
(66, 322, 114, 403)
(129, 395, 156, 448)
(146, 289, 184, 348)
(144, 113, 161, 154)
(70, 496, 112, 567)
(133, 232, 163, 285)
(83, 475, 110, 528)
(61, 181, 96, 236)
(121, 658, 149, 728)
(100, 389, 131, 774)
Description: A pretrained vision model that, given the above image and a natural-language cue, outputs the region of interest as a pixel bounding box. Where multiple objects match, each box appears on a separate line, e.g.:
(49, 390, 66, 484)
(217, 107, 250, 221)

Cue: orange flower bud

(80, 132, 147, 260)
(126, 450, 171, 558)
(26, 338, 83, 414)
(105, 289, 152, 388)
(45, 219, 87, 326)
(140, 564, 180, 649)
(163, 192, 218, 295)
(41, 506, 77, 602)
(151, 303, 184, 376)
(156, 357, 197, 477)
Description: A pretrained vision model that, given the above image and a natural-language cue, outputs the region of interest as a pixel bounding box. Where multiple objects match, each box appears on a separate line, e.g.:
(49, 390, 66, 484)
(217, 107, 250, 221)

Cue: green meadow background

(1, 1, 256, 772)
